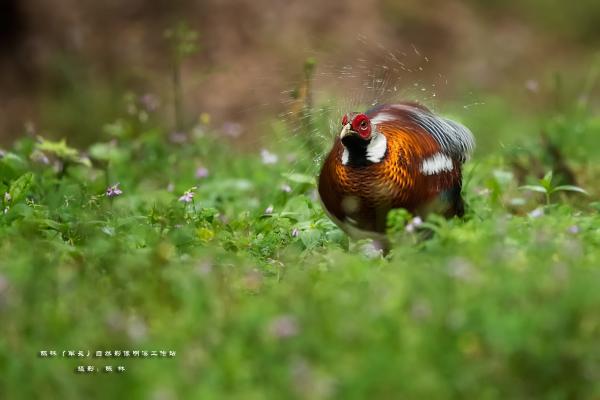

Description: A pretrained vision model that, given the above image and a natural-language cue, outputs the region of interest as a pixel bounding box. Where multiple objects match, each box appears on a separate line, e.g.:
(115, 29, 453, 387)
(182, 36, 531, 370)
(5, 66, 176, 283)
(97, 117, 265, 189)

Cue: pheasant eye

(360, 120, 368, 130)
(341, 115, 348, 126)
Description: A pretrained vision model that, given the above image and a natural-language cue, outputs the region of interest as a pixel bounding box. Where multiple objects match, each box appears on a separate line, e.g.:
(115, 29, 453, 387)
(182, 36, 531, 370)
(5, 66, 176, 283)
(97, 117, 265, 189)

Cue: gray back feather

(388, 104, 475, 162)
(408, 109, 475, 162)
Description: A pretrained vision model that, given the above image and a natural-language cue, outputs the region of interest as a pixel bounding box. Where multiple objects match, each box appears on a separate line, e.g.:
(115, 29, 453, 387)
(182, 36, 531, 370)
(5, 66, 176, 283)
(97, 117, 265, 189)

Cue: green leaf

(35, 137, 91, 167)
(282, 195, 312, 217)
(540, 171, 553, 190)
(519, 185, 548, 194)
(89, 143, 129, 163)
(103, 120, 132, 138)
(281, 172, 316, 185)
(299, 228, 321, 249)
(35, 137, 78, 160)
(551, 185, 589, 195)
(77, 157, 92, 168)
(36, 219, 63, 231)
(9, 172, 34, 203)
(386, 208, 412, 234)
(492, 170, 514, 186)
(0, 152, 27, 179)
(542, 170, 553, 183)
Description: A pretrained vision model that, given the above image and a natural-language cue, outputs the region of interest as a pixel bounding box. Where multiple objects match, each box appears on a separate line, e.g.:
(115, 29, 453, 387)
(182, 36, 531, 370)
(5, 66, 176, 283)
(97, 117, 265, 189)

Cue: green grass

(0, 93, 599, 399)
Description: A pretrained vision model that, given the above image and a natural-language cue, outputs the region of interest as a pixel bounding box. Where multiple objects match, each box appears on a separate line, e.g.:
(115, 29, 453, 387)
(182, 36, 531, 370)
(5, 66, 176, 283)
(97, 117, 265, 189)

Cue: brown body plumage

(318, 102, 474, 240)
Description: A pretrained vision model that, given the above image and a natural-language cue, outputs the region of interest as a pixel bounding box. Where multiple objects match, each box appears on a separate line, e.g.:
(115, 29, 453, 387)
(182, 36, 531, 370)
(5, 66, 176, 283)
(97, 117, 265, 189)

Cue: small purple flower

(264, 205, 274, 215)
(268, 315, 299, 339)
(528, 207, 544, 218)
(195, 262, 213, 276)
(139, 93, 160, 112)
(405, 216, 423, 233)
(261, 149, 278, 165)
(411, 299, 432, 321)
(447, 258, 473, 280)
(525, 79, 539, 93)
(31, 151, 50, 165)
(291, 228, 299, 237)
(179, 188, 196, 203)
(281, 184, 292, 193)
(222, 122, 243, 138)
(195, 167, 209, 179)
(169, 131, 188, 144)
(568, 225, 580, 234)
(179, 192, 193, 203)
(105, 183, 123, 198)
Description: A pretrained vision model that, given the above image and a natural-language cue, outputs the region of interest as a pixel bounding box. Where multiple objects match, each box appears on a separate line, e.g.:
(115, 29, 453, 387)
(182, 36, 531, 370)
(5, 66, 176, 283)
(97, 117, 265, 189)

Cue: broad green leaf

(282, 195, 312, 220)
(552, 185, 589, 195)
(299, 228, 321, 249)
(492, 170, 514, 186)
(89, 142, 129, 163)
(0, 152, 27, 179)
(519, 185, 548, 194)
(9, 172, 34, 203)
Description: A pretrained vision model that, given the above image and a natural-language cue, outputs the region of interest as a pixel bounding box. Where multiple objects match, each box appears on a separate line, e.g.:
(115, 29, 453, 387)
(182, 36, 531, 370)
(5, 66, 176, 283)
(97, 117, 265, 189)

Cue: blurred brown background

(1, 0, 599, 145)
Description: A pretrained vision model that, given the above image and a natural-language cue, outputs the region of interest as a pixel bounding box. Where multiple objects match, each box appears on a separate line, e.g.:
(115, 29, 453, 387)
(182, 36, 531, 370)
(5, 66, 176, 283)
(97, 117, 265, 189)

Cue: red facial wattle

(341, 114, 349, 126)
(352, 114, 371, 139)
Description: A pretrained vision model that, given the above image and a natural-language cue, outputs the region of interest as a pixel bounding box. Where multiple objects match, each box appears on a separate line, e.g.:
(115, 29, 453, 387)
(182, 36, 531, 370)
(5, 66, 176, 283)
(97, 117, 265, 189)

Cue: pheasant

(318, 102, 475, 246)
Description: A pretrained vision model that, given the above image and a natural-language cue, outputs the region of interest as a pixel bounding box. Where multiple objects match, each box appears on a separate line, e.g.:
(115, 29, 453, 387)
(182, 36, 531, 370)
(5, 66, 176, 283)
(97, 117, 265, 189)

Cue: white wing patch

(366, 133, 387, 163)
(370, 113, 396, 125)
(421, 153, 453, 175)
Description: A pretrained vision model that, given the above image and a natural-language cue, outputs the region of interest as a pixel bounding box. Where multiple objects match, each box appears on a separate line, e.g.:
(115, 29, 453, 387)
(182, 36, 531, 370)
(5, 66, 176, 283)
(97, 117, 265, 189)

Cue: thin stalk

(172, 59, 184, 132)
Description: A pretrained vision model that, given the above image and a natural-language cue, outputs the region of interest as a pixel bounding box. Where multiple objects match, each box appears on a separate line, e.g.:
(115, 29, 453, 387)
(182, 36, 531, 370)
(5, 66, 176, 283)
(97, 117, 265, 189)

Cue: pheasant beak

(340, 123, 355, 139)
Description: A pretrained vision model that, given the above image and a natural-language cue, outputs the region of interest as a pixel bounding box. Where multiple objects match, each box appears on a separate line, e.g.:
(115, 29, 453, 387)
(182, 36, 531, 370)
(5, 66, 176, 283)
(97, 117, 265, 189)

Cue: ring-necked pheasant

(318, 102, 475, 246)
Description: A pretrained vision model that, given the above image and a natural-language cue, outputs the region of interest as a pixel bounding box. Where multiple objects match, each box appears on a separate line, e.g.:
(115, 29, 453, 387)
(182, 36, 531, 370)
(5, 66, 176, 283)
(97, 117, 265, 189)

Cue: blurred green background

(1, 0, 598, 147)
(1, 1, 600, 399)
